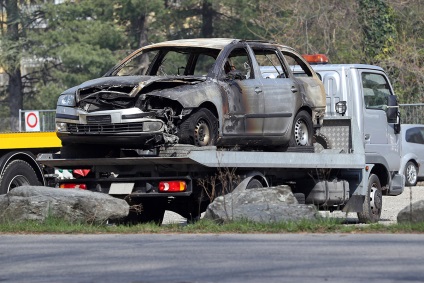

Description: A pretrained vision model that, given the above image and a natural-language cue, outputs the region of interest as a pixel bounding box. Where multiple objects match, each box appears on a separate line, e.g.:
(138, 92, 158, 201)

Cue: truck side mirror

(386, 95, 398, 123)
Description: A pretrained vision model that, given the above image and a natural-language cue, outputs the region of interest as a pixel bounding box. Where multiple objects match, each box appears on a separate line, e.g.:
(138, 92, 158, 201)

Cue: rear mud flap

(342, 195, 365, 213)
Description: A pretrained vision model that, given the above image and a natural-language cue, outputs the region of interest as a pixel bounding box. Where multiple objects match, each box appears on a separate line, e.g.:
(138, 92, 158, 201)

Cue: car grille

(67, 123, 144, 134)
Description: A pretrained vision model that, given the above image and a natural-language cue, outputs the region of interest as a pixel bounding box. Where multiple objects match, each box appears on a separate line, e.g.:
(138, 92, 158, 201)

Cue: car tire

(178, 108, 218, 146)
(0, 160, 40, 194)
(405, 161, 418, 186)
(289, 110, 313, 147)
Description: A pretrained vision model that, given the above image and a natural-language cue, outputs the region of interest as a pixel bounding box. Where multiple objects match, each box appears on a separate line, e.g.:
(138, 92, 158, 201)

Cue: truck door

(361, 71, 401, 170)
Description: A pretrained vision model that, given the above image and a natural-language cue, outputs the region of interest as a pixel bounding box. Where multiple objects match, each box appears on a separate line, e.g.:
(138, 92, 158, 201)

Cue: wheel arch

(369, 163, 389, 190)
(198, 101, 219, 119)
(242, 171, 269, 187)
(0, 151, 45, 186)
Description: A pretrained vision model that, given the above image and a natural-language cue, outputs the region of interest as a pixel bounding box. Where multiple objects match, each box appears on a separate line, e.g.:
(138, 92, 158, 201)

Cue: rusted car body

(55, 38, 326, 156)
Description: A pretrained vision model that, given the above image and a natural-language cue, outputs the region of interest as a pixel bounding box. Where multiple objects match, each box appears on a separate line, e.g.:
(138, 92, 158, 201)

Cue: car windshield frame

(108, 46, 222, 78)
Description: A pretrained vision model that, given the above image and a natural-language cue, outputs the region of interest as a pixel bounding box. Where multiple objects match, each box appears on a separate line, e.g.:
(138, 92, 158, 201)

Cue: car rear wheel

(289, 110, 313, 147)
(178, 108, 218, 146)
(405, 161, 418, 186)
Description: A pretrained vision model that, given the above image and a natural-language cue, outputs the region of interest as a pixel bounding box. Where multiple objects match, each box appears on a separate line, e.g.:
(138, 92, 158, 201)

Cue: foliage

(0, 0, 423, 117)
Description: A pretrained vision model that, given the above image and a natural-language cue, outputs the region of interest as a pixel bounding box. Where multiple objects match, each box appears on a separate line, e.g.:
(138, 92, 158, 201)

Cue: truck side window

(362, 72, 393, 110)
(252, 48, 288, 79)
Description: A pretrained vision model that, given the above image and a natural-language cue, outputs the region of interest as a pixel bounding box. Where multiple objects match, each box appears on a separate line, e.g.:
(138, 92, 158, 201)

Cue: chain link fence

(399, 104, 424, 125)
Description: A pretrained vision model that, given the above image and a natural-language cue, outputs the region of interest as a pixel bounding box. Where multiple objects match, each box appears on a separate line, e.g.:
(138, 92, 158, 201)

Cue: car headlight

(143, 121, 163, 132)
(57, 94, 76, 107)
(56, 122, 67, 132)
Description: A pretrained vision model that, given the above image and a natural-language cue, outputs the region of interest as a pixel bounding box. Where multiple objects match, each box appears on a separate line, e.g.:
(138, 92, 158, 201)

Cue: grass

(1, 217, 424, 234)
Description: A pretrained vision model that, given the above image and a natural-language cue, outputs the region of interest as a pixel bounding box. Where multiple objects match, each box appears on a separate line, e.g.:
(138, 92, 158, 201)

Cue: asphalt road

(1, 233, 424, 282)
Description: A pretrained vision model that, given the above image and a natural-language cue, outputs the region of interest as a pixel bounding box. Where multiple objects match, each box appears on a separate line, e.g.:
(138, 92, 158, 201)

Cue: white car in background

(400, 124, 424, 186)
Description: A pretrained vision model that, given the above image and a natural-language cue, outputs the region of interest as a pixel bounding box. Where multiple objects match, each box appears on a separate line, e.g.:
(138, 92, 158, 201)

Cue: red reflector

(60, 183, 87, 190)
(159, 181, 186, 192)
(302, 54, 329, 64)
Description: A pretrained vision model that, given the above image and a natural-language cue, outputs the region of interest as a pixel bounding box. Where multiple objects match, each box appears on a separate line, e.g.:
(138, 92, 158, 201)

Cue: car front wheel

(178, 108, 218, 146)
(289, 110, 313, 147)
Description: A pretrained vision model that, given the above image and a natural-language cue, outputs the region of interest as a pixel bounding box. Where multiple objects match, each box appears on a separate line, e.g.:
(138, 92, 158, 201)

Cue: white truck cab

(304, 55, 404, 197)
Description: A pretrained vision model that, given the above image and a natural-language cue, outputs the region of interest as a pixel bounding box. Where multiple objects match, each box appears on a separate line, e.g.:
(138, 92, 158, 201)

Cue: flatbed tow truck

(36, 116, 403, 224)
(1, 60, 406, 224)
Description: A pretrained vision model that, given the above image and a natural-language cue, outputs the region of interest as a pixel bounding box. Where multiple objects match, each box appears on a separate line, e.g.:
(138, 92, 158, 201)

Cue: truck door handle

(291, 86, 298, 93)
(255, 87, 262, 94)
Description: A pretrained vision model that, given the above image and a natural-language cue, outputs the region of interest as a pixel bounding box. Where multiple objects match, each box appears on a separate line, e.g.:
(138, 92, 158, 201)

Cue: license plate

(109, 183, 134, 195)
(87, 115, 111, 124)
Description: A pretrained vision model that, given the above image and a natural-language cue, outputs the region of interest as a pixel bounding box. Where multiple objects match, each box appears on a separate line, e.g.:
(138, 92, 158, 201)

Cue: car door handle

(255, 87, 262, 94)
(291, 86, 298, 93)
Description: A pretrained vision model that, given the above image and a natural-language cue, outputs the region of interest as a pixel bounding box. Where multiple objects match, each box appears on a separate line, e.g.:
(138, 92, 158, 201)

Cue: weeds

(2, 216, 424, 234)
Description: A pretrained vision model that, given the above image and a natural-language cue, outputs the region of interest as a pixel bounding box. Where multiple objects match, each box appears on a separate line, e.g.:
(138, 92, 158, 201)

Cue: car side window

(222, 48, 253, 80)
(362, 72, 393, 110)
(253, 48, 288, 79)
(406, 127, 424, 144)
(282, 51, 313, 77)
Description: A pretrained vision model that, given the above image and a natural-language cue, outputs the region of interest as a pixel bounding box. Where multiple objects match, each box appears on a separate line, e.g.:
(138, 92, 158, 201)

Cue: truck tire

(405, 161, 418, 186)
(0, 160, 40, 194)
(357, 174, 382, 223)
(246, 178, 263, 189)
(124, 199, 166, 225)
(289, 110, 313, 147)
(178, 108, 218, 146)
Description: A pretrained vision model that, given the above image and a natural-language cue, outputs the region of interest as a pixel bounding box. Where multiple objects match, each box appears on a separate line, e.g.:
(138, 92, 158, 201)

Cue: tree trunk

(201, 0, 213, 37)
(5, 0, 23, 131)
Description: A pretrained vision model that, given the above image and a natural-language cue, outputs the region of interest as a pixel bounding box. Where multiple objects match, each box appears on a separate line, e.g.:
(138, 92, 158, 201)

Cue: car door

(220, 45, 264, 136)
(251, 47, 295, 136)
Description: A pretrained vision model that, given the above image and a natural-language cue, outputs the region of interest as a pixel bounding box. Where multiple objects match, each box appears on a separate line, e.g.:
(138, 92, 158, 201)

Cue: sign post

(25, 111, 41, 132)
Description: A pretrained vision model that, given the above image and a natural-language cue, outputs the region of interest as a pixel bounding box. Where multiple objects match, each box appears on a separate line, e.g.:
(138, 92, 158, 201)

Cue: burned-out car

(55, 38, 326, 157)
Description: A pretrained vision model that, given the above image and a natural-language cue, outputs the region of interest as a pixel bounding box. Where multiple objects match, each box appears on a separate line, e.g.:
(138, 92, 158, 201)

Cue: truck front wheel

(0, 160, 40, 194)
(357, 174, 382, 223)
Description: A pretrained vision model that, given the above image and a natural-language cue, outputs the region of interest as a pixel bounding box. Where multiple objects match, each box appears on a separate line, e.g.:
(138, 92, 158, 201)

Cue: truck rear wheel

(246, 178, 263, 189)
(357, 174, 382, 223)
(0, 160, 40, 194)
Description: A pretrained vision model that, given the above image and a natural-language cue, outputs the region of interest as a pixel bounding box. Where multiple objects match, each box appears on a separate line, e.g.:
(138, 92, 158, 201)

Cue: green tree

(358, 0, 397, 62)
(24, 0, 126, 109)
